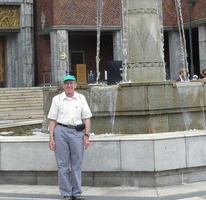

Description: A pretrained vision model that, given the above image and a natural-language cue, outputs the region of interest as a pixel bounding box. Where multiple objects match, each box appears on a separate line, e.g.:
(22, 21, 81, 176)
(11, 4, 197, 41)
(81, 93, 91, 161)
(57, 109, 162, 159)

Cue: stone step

(0, 89, 43, 93)
(0, 119, 43, 129)
(0, 101, 43, 107)
(0, 94, 43, 99)
(0, 106, 43, 112)
(0, 109, 43, 115)
(0, 86, 43, 91)
(0, 98, 43, 103)
(0, 87, 44, 129)
(0, 115, 43, 121)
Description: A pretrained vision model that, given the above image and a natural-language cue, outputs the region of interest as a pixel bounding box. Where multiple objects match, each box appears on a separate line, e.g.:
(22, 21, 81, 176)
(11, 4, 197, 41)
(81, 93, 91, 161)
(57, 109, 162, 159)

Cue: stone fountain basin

(43, 81, 206, 134)
(0, 130, 206, 186)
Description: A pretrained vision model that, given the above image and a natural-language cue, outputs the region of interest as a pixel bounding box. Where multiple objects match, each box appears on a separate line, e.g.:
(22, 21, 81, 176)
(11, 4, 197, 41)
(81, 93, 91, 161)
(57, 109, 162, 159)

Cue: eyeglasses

(64, 82, 75, 86)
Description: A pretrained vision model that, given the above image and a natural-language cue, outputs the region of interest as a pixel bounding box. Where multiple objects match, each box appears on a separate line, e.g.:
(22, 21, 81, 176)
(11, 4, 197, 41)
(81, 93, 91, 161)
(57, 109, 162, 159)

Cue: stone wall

(43, 81, 206, 134)
(163, 0, 206, 27)
(35, 0, 121, 33)
(1, 131, 206, 186)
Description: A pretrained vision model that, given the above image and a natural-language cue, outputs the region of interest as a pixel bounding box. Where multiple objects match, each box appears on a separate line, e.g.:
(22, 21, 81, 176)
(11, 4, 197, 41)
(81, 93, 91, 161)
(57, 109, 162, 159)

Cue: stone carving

(128, 8, 158, 15)
(0, 6, 20, 29)
(127, 62, 164, 68)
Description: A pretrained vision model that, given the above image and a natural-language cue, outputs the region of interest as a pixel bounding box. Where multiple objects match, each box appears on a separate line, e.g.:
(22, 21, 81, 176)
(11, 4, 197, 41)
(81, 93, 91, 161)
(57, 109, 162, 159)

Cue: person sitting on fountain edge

(176, 69, 189, 82)
(47, 74, 92, 200)
(200, 69, 206, 80)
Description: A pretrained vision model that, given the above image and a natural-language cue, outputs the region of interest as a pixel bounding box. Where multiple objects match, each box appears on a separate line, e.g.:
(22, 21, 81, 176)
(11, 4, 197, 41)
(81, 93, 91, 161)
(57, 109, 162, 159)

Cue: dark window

(70, 51, 85, 74)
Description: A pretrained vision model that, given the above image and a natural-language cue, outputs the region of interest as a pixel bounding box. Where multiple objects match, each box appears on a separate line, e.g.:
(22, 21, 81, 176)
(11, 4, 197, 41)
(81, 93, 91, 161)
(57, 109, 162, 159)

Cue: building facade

(0, 0, 34, 87)
(163, 0, 206, 80)
(0, 0, 206, 87)
(35, 0, 122, 85)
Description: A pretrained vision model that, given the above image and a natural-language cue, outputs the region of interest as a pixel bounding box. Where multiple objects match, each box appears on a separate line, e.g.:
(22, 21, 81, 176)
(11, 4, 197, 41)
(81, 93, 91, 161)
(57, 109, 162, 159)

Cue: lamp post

(187, 0, 197, 77)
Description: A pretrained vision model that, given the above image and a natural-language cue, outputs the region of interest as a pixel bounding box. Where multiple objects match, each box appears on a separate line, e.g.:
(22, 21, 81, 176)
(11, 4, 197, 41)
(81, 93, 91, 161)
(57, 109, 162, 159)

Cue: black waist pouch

(75, 124, 85, 131)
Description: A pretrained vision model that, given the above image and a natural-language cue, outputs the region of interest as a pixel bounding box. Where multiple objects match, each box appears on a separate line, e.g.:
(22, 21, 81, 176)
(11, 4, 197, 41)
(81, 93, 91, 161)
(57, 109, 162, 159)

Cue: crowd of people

(175, 68, 206, 82)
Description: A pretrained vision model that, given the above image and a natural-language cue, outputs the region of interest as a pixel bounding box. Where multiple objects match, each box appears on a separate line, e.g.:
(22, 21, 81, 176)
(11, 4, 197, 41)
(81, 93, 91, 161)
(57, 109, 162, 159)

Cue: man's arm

(48, 119, 57, 151)
(82, 118, 91, 149)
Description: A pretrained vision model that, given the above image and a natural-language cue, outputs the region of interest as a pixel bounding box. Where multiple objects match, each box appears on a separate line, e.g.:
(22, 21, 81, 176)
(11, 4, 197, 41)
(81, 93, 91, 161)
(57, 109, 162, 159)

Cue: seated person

(192, 75, 198, 80)
(176, 69, 189, 82)
(200, 69, 206, 79)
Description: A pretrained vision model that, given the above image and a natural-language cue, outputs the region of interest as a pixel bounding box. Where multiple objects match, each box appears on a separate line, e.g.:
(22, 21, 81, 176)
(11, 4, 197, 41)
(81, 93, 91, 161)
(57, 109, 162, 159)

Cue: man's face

(62, 80, 77, 94)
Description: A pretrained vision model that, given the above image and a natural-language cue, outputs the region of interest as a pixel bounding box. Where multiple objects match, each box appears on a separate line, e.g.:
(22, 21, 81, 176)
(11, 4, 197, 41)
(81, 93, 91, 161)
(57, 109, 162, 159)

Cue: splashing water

(176, 82, 206, 130)
(121, 0, 128, 82)
(156, 0, 166, 77)
(174, 0, 189, 72)
(96, 0, 104, 83)
(90, 85, 118, 134)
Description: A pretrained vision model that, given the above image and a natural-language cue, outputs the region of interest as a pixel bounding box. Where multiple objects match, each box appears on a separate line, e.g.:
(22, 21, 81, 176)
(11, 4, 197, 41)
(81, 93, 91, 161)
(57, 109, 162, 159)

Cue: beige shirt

(47, 91, 92, 125)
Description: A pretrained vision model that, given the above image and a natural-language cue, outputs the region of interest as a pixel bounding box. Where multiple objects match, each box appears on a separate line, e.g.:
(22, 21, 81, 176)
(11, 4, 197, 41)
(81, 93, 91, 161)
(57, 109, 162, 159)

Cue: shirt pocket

(74, 103, 82, 120)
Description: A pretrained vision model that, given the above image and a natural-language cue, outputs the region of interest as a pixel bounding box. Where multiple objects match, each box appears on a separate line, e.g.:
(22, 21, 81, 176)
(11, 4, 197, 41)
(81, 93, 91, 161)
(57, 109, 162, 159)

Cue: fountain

(41, 0, 206, 135)
(2, 0, 206, 188)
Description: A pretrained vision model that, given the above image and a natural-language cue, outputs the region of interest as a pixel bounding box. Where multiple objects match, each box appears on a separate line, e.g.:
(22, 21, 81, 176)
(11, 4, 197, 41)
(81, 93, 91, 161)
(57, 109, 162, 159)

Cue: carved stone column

(50, 30, 69, 85)
(126, 0, 165, 82)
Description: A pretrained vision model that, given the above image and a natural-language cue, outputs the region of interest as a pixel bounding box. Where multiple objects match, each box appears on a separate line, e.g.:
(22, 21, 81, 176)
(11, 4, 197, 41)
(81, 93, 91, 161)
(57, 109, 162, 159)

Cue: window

(70, 51, 85, 74)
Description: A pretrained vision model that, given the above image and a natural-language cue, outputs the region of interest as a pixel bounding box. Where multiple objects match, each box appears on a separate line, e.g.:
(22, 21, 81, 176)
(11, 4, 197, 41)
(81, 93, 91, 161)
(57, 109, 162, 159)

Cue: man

(48, 75, 92, 200)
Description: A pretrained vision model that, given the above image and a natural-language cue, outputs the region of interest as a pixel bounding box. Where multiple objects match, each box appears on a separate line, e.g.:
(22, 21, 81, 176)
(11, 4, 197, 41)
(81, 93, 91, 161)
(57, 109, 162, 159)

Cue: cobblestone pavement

(1, 181, 206, 200)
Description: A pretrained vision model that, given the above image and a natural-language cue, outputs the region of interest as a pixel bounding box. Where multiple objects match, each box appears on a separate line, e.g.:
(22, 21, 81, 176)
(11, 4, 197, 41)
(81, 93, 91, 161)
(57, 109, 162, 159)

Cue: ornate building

(0, 0, 34, 87)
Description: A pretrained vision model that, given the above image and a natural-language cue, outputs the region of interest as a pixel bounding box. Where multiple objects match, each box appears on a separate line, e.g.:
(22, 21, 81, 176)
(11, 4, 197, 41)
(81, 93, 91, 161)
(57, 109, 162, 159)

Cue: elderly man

(48, 75, 92, 200)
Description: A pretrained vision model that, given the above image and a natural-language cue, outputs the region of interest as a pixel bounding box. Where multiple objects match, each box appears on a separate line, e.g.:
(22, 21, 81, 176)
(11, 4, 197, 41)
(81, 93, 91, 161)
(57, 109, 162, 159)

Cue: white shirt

(47, 91, 92, 125)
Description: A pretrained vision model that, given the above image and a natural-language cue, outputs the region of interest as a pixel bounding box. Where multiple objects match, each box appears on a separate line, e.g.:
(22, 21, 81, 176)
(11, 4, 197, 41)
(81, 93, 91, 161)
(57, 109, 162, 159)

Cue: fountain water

(176, 82, 206, 130)
(86, 0, 205, 134)
(121, 0, 129, 82)
(96, 0, 104, 83)
(89, 85, 118, 134)
(174, 0, 189, 72)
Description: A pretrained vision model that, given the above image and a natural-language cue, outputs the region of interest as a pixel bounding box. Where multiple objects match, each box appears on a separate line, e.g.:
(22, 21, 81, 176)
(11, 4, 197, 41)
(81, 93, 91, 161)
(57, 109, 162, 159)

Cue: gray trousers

(54, 124, 84, 197)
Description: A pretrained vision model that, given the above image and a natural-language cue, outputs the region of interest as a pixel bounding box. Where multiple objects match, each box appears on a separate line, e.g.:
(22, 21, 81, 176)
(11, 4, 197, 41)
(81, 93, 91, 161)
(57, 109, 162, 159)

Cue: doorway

(0, 37, 5, 87)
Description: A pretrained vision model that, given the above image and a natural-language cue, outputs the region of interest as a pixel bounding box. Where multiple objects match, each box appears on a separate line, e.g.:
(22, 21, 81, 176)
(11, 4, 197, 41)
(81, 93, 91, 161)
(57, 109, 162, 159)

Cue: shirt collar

(61, 91, 78, 100)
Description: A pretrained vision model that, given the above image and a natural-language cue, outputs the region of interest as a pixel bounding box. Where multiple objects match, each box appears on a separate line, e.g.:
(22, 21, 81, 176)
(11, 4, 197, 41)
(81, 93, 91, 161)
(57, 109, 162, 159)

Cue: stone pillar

(126, 0, 165, 82)
(5, 0, 34, 87)
(198, 25, 206, 72)
(113, 31, 122, 61)
(20, 1, 34, 87)
(168, 31, 184, 80)
(50, 30, 69, 85)
(6, 34, 19, 87)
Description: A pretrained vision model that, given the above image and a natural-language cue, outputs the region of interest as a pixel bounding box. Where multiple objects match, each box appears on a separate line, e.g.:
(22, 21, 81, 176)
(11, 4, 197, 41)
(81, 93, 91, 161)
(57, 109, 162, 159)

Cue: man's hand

(83, 136, 90, 149)
(48, 119, 56, 151)
(49, 139, 56, 151)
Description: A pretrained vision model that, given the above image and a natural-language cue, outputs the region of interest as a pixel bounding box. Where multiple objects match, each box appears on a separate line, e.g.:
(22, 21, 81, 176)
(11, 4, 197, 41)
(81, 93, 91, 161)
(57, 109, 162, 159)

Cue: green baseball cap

(63, 75, 76, 82)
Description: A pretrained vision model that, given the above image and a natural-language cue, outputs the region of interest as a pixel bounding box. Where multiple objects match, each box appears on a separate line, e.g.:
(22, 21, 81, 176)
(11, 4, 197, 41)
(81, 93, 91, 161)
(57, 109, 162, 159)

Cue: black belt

(57, 123, 76, 129)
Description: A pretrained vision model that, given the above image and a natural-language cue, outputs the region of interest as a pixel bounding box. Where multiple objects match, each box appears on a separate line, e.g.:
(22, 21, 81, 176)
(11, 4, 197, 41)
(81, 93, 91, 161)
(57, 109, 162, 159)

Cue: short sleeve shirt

(47, 91, 92, 125)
